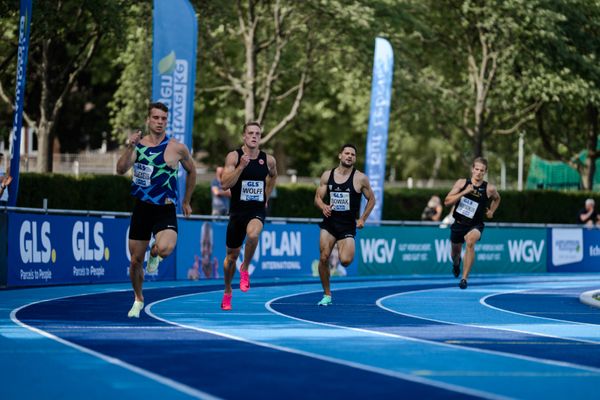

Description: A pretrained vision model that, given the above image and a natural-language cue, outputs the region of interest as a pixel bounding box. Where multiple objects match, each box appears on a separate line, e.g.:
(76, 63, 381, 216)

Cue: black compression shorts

(226, 209, 266, 248)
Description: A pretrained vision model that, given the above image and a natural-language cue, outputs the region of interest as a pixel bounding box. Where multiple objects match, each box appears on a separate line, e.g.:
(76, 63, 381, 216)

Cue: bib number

(330, 192, 350, 212)
(456, 197, 478, 219)
(133, 163, 154, 187)
(241, 180, 264, 201)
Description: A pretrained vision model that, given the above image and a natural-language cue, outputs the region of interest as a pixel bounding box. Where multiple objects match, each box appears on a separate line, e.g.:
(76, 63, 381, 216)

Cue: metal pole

(518, 132, 524, 191)
(500, 158, 506, 190)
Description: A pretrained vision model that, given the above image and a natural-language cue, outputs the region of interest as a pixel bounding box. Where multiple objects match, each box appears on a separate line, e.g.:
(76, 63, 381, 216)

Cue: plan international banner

(363, 37, 394, 223)
(152, 0, 198, 213)
(8, 0, 33, 207)
(175, 220, 358, 280)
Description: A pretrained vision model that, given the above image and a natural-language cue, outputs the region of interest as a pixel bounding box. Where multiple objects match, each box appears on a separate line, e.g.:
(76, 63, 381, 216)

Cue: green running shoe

(127, 300, 144, 318)
(317, 294, 332, 306)
(147, 242, 162, 274)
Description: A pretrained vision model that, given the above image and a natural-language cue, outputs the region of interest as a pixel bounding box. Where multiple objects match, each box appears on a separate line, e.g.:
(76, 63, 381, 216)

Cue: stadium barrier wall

(5, 210, 175, 287)
(0, 213, 7, 286)
(358, 225, 547, 275)
(175, 219, 358, 282)
(547, 227, 600, 272)
(2, 208, 599, 288)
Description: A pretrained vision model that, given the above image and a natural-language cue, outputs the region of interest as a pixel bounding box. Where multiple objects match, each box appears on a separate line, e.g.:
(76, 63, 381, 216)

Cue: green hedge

(13, 173, 597, 223)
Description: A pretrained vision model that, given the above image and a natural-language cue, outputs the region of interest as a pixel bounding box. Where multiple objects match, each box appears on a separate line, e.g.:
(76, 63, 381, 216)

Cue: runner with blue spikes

(117, 101, 196, 318)
(314, 143, 376, 306)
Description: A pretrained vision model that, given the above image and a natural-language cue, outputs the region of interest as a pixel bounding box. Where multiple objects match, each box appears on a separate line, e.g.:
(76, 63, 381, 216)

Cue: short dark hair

(339, 143, 357, 154)
(243, 121, 262, 134)
(148, 102, 169, 116)
(472, 157, 488, 170)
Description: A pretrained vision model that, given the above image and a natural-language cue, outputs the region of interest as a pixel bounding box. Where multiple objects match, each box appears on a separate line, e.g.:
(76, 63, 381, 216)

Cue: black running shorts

(450, 221, 484, 244)
(319, 218, 356, 241)
(226, 209, 266, 249)
(129, 199, 178, 241)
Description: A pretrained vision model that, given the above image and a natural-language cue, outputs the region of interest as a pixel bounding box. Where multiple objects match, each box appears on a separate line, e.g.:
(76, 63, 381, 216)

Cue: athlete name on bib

(330, 192, 350, 211)
(132, 163, 154, 187)
(456, 197, 478, 219)
(240, 180, 264, 201)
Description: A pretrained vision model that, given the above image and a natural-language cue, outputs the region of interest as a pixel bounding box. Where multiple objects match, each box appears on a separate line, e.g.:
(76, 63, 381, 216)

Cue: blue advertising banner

(152, 0, 198, 213)
(8, 0, 33, 207)
(547, 227, 600, 272)
(7, 213, 175, 287)
(363, 37, 394, 223)
(359, 226, 547, 275)
(176, 220, 357, 281)
(0, 212, 7, 286)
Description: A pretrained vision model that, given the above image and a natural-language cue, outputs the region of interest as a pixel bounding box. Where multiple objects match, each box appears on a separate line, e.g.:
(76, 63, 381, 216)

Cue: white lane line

(9, 291, 223, 400)
(480, 288, 600, 328)
(373, 289, 600, 372)
(146, 289, 508, 400)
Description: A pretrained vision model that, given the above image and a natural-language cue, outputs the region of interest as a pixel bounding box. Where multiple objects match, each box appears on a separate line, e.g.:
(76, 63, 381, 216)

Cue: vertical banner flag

(363, 37, 394, 223)
(8, 0, 33, 207)
(152, 0, 198, 213)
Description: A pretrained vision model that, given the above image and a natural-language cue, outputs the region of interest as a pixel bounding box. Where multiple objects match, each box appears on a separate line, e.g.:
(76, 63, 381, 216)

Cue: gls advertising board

(359, 226, 547, 275)
(7, 213, 175, 286)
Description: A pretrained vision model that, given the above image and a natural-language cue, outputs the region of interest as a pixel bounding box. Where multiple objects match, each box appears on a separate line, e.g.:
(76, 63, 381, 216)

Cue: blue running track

(2, 274, 600, 399)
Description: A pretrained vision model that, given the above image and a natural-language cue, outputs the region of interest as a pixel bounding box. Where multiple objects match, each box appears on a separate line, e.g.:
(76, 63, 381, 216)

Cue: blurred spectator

(211, 166, 231, 216)
(0, 153, 11, 206)
(439, 205, 455, 229)
(421, 195, 443, 221)
(578, 198, 600, 227)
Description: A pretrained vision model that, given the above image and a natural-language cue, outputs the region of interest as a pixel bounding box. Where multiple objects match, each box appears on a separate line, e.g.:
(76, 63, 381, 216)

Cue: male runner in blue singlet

(219, 122, 277, 310)
(117, 102, 197, 317)
(444, 157, 501, 289)
(314, 144, 376, 306)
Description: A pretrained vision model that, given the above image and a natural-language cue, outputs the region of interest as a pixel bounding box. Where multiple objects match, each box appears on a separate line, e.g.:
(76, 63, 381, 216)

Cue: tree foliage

(0, 0, 598, 189)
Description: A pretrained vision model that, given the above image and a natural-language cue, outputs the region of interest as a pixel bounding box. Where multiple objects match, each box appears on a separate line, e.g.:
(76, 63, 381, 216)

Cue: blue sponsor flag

(363, 38, 394, 223)
(8, 0, 33, 207)
(152, 0, 198, 213)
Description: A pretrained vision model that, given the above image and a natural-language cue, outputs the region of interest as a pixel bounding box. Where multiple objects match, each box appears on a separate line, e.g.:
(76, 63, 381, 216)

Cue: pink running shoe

(240, 269, 250, 292)
(221, 293, 232, 311)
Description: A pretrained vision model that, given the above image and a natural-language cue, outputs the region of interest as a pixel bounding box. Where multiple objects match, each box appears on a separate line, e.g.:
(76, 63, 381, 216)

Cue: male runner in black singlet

(444, 157, 501, 289)
(314, 144, 376, 306)
(219, 122, 277, 310)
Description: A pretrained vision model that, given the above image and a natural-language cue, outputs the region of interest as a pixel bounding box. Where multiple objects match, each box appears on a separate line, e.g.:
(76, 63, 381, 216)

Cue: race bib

(132, 163, 154, 187)
(240, 180, 264, 201)
(330, 192, 350, 211)
(455, 197, 479, 219)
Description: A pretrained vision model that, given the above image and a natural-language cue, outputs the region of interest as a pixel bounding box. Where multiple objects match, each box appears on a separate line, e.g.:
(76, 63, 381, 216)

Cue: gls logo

(508, 240, 544, 263)
(360, 238, 396, 263)
(20, 221, 53, 263)
(72, 221, 106, 261)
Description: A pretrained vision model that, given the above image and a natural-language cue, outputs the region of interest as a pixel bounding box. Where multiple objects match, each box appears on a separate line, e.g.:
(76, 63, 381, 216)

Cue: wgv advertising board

(176, 220, 357, 280)
(359, 226, 547, 275)
(7, 213, 175, 286)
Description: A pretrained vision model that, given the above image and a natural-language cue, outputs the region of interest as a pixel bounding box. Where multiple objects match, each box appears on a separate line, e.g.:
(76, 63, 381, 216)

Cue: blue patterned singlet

(130, 136, 178, 205)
